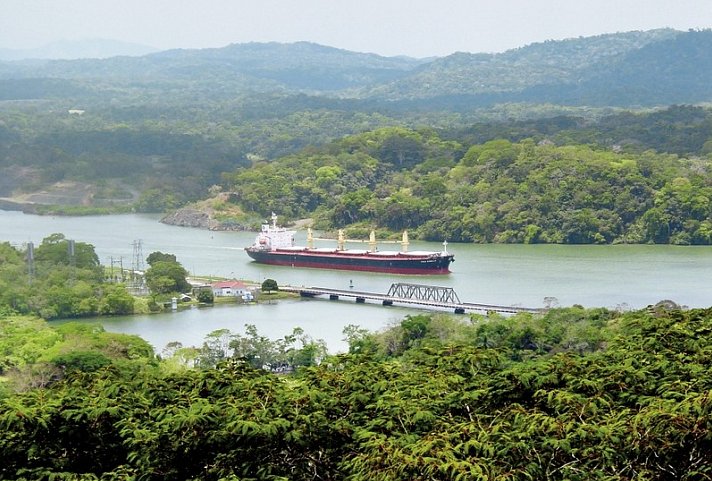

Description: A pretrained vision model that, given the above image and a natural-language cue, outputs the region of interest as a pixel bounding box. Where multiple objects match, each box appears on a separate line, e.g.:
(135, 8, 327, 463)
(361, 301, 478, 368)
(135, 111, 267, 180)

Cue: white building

(211, 280, 251, 298)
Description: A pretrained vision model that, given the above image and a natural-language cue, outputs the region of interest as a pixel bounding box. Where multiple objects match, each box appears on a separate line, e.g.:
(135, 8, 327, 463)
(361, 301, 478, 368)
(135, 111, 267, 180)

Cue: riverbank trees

(0, 236, 135, 320)
(222, 128, 712, 244)
(144, 251, 191, 295)
(6, 95, 712, 247)
(1, 305, 710, 480)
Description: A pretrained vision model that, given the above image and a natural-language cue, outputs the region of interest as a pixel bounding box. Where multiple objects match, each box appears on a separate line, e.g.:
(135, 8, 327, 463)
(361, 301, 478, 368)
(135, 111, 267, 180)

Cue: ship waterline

(245, 248, 453, 274)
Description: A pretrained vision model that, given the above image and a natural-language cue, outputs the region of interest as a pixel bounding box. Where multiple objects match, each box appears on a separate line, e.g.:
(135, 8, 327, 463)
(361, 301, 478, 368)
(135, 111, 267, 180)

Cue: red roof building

(211, 280, 250, 297)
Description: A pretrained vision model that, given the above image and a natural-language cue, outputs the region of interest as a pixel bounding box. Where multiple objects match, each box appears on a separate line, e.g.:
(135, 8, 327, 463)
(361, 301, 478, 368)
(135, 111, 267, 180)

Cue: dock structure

(281, 283, 544, 315)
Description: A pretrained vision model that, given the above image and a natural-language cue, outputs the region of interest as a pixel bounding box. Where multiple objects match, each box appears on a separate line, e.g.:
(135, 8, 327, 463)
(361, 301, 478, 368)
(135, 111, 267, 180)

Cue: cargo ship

(245, 214, 454, 274)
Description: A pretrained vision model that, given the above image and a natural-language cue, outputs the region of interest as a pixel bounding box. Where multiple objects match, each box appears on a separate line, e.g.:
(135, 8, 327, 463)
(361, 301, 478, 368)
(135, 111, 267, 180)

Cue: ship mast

(337, 230, 345, 251)
(307, 228, 314, 249)
(369, 230, 377, 253)
(401, 230, 409, 252)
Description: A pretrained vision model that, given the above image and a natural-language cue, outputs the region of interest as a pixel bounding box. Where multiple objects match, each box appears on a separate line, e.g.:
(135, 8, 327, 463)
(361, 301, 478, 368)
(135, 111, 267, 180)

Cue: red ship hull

(245, 248, 453, 275)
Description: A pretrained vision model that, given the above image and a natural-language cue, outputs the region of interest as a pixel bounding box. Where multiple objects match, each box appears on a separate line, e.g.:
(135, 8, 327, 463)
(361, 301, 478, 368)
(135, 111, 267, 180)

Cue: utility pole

(26, 242, 34, 284)
(131, 240, 145, 291)
(108, 256, 124, 282)
(68, 239, 76, 285)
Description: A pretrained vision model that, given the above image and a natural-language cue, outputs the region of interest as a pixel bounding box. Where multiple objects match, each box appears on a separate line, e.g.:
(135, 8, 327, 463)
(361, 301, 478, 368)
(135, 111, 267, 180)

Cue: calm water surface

(3, 210, 711, 352)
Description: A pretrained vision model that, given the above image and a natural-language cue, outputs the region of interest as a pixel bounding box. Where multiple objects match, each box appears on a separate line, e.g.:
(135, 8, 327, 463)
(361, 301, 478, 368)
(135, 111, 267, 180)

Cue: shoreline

(0, 198, 37, 213)
(3, 207, 712, 248)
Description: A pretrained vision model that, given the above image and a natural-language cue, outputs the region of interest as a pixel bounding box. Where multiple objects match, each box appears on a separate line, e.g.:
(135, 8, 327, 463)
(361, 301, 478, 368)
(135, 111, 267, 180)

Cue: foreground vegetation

(1, 304, 710, 480)
(1, 233, 709, 479)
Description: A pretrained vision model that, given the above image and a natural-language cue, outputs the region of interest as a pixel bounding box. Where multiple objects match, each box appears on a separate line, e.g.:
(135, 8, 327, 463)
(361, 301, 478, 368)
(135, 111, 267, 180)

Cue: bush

(197, 289, 214, 304)
(50, 351, 112, 373)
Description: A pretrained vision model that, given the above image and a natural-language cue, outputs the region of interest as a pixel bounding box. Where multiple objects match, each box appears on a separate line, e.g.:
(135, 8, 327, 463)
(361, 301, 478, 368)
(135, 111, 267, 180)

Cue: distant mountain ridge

(2, 29, 712, 107)
(0, 41, 426, 93)
(0, 38, 158, 61)
(363, 29, 679, 99)
(147, 41, 427, 90)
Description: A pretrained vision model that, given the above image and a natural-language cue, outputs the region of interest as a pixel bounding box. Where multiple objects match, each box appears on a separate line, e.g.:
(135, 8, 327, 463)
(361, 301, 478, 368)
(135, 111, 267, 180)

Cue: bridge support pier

(281, 284, 542, 315)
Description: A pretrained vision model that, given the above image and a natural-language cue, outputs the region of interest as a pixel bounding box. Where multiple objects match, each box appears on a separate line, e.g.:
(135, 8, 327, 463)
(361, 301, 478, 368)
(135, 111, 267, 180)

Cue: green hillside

(3, 30, 712, 244)
(364, 29, 678, 100)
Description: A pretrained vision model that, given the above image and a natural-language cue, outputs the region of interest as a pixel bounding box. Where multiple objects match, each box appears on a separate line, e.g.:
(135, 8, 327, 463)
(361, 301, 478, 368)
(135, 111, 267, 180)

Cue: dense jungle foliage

(5, 100, 712, 244)
(224, 116, 712, 244)
(1, 304, 711, 480)
(0, 236, 136, 320)
(0, 235, 202, 320)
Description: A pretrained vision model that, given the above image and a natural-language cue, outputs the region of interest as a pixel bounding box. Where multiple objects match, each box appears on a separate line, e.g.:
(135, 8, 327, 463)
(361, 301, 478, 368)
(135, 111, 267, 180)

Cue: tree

(50, 350, 112, 373)
(198, 328, 233, 367)
(343, 324, 378, 355)
(0, 315, 61, 374)
(228, 324, 277, 368)
(144, 259, 190, 295)
(261, 278, 278, 293)
(99, 284, 135, 315)
(146, 251, 178, 266)
(33, 233, 102, 280)
(377, 131, 426, 169)
(400, 314, 432, 350)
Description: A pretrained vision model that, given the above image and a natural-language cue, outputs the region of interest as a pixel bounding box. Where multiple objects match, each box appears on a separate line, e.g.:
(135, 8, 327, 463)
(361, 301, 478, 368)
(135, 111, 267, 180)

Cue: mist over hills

(0, 38, 158, 61)
(2, 29, 711, 108)
(0, 41, 426, 94)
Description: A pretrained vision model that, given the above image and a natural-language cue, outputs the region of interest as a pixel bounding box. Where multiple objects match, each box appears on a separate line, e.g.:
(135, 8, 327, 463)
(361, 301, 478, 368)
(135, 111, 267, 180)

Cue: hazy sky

(2, 0, 712, 57)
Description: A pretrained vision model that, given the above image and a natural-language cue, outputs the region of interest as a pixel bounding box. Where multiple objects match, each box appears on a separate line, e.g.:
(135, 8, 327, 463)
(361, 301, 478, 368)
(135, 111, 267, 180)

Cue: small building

(211, 280, 250, 298)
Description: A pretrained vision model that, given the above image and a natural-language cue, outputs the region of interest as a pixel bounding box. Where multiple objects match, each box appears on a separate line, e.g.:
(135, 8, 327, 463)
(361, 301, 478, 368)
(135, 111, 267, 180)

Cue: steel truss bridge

(281, 282, 543, 315)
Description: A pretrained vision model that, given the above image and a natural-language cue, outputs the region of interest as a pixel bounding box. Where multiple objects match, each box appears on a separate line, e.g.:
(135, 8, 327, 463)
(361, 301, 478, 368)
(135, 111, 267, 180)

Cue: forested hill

(4, 29, 712, 245)
(0, 41, 426, 95)
(363, 29, 678, 100)
(147, 42, 426, 91)
(3, 29, 712, 107)
(365, 29, 712, 108)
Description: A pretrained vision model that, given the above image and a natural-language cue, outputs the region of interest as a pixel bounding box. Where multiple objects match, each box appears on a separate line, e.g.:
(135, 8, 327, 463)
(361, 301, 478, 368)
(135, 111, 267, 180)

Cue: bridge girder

(386, 283, 461, 304)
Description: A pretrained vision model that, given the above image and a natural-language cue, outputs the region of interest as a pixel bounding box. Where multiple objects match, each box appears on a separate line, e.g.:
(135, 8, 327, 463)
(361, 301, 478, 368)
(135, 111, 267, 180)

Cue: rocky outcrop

(160, 208, 213, 228)
(160, 192, 252, 231)
(160, 207, 249, 231)
(0, 198, 38, 213)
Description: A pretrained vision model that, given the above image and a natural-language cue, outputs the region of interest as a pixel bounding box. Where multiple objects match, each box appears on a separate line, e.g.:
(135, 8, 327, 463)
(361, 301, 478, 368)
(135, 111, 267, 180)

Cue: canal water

(3, 210, 712, 353)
